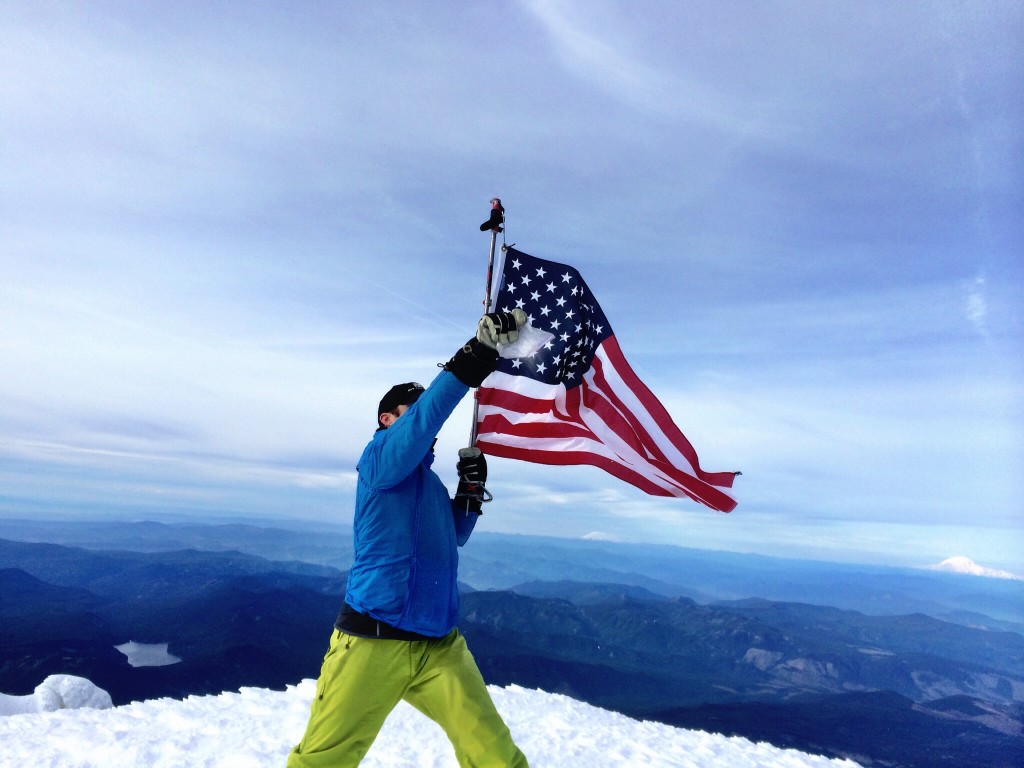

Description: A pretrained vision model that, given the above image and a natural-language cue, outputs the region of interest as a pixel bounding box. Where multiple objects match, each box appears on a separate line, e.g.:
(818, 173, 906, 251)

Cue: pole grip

(468, 228, 500, 447)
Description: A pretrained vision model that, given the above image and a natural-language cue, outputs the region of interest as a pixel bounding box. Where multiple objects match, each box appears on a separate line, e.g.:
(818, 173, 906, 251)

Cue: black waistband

(335, 604, 439, 641)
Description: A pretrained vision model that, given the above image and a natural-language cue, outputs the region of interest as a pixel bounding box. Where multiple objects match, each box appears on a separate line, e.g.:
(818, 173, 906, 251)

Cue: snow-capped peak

(928, 556, 1022, 580)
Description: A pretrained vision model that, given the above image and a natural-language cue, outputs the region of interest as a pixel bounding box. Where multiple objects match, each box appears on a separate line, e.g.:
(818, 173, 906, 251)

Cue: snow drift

(0, 675, 112, 716)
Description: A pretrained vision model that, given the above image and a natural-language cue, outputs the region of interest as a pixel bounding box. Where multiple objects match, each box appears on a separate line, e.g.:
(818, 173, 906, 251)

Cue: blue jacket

(344, 369, 479, 637)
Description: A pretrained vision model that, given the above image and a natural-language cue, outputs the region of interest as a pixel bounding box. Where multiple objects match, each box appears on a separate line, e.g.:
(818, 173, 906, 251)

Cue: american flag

(475, 246, 738, 513)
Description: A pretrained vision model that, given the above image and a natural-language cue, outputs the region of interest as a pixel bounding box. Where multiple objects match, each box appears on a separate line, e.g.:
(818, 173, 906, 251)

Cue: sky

(0, 675, 861, 768)
(1, 1, 1022, 572)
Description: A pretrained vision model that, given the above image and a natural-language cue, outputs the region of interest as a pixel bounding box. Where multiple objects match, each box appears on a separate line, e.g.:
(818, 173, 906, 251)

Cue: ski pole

(468, 216, 500, 448)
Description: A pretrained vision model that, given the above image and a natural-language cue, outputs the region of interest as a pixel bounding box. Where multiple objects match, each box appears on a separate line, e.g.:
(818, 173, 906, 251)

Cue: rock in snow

(0, 679, 860, 768)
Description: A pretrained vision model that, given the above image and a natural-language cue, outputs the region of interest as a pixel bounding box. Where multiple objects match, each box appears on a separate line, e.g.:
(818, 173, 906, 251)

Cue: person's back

(346, 374, 475, 636)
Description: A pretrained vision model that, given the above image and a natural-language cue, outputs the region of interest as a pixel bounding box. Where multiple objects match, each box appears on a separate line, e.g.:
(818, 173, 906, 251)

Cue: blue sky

(2, 1, 1021, 572)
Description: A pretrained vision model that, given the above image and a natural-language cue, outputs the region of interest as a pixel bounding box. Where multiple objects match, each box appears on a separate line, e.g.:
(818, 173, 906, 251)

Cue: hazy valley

(1, 520, 1021, 768)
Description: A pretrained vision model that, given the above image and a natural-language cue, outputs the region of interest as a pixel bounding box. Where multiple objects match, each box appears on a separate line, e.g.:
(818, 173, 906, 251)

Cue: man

(288, 310, 529, 768)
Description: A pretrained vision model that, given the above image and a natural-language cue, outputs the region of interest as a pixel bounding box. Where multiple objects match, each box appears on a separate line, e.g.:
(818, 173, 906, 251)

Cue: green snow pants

(287, 627, 528, 768)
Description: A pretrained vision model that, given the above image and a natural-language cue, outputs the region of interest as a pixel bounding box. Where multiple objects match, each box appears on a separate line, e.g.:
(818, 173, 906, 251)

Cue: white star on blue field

(495, 250, 611, 385)
(1, 1, 1021, 572)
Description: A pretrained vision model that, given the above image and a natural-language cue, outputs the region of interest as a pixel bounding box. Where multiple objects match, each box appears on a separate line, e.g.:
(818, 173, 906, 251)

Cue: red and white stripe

(476, 335, 737, 513)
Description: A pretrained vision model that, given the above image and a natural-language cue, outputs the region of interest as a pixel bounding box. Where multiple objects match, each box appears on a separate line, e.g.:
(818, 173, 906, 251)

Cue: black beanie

(377, 382, 424, 427)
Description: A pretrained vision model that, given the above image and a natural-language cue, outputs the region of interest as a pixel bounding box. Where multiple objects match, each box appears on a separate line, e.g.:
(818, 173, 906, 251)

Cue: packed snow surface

(0, 677, 861, 767)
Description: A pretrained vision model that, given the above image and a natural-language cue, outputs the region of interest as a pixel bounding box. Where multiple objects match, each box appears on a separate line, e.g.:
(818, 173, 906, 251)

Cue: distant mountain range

(1, 520, 1022, 768)
(3, 518, 1021, 631)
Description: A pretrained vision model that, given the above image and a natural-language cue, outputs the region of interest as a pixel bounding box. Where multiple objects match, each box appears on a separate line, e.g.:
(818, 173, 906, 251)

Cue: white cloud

(965, 273, 989, 339)
(0, 1, 1020, 572)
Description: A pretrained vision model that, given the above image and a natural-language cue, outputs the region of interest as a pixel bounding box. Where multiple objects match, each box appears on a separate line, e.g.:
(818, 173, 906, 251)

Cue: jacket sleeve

(368, 370, 469, 490)
(452, 505, 479, 546)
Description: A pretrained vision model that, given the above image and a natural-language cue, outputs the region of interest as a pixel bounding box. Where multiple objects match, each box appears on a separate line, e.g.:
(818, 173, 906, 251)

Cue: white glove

(498, 322, 555, 359)
(476, 309, 527, 349)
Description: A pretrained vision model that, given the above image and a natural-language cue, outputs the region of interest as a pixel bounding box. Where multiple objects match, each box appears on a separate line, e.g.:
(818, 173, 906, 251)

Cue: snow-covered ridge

(0, 677, 861, 767)
(928, 556, 1023, 581)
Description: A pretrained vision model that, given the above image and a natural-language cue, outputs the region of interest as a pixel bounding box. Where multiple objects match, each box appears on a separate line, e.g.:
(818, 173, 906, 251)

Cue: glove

(454, 447, 490, 514)
(476, 309, 527, 350)
(444, 338, 499, 388)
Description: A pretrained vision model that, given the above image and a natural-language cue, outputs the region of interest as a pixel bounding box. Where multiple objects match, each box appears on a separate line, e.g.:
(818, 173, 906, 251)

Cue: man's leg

(288, 631, 411, 768)
(403, 630, 529, 768)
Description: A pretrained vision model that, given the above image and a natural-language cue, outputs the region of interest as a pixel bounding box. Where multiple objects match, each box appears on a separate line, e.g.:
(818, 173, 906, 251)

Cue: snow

(581, 531, 623, 543)
(928, 556, 1023, 580)
(0, 676, 861, 767)
(0, 675, 112, 716)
